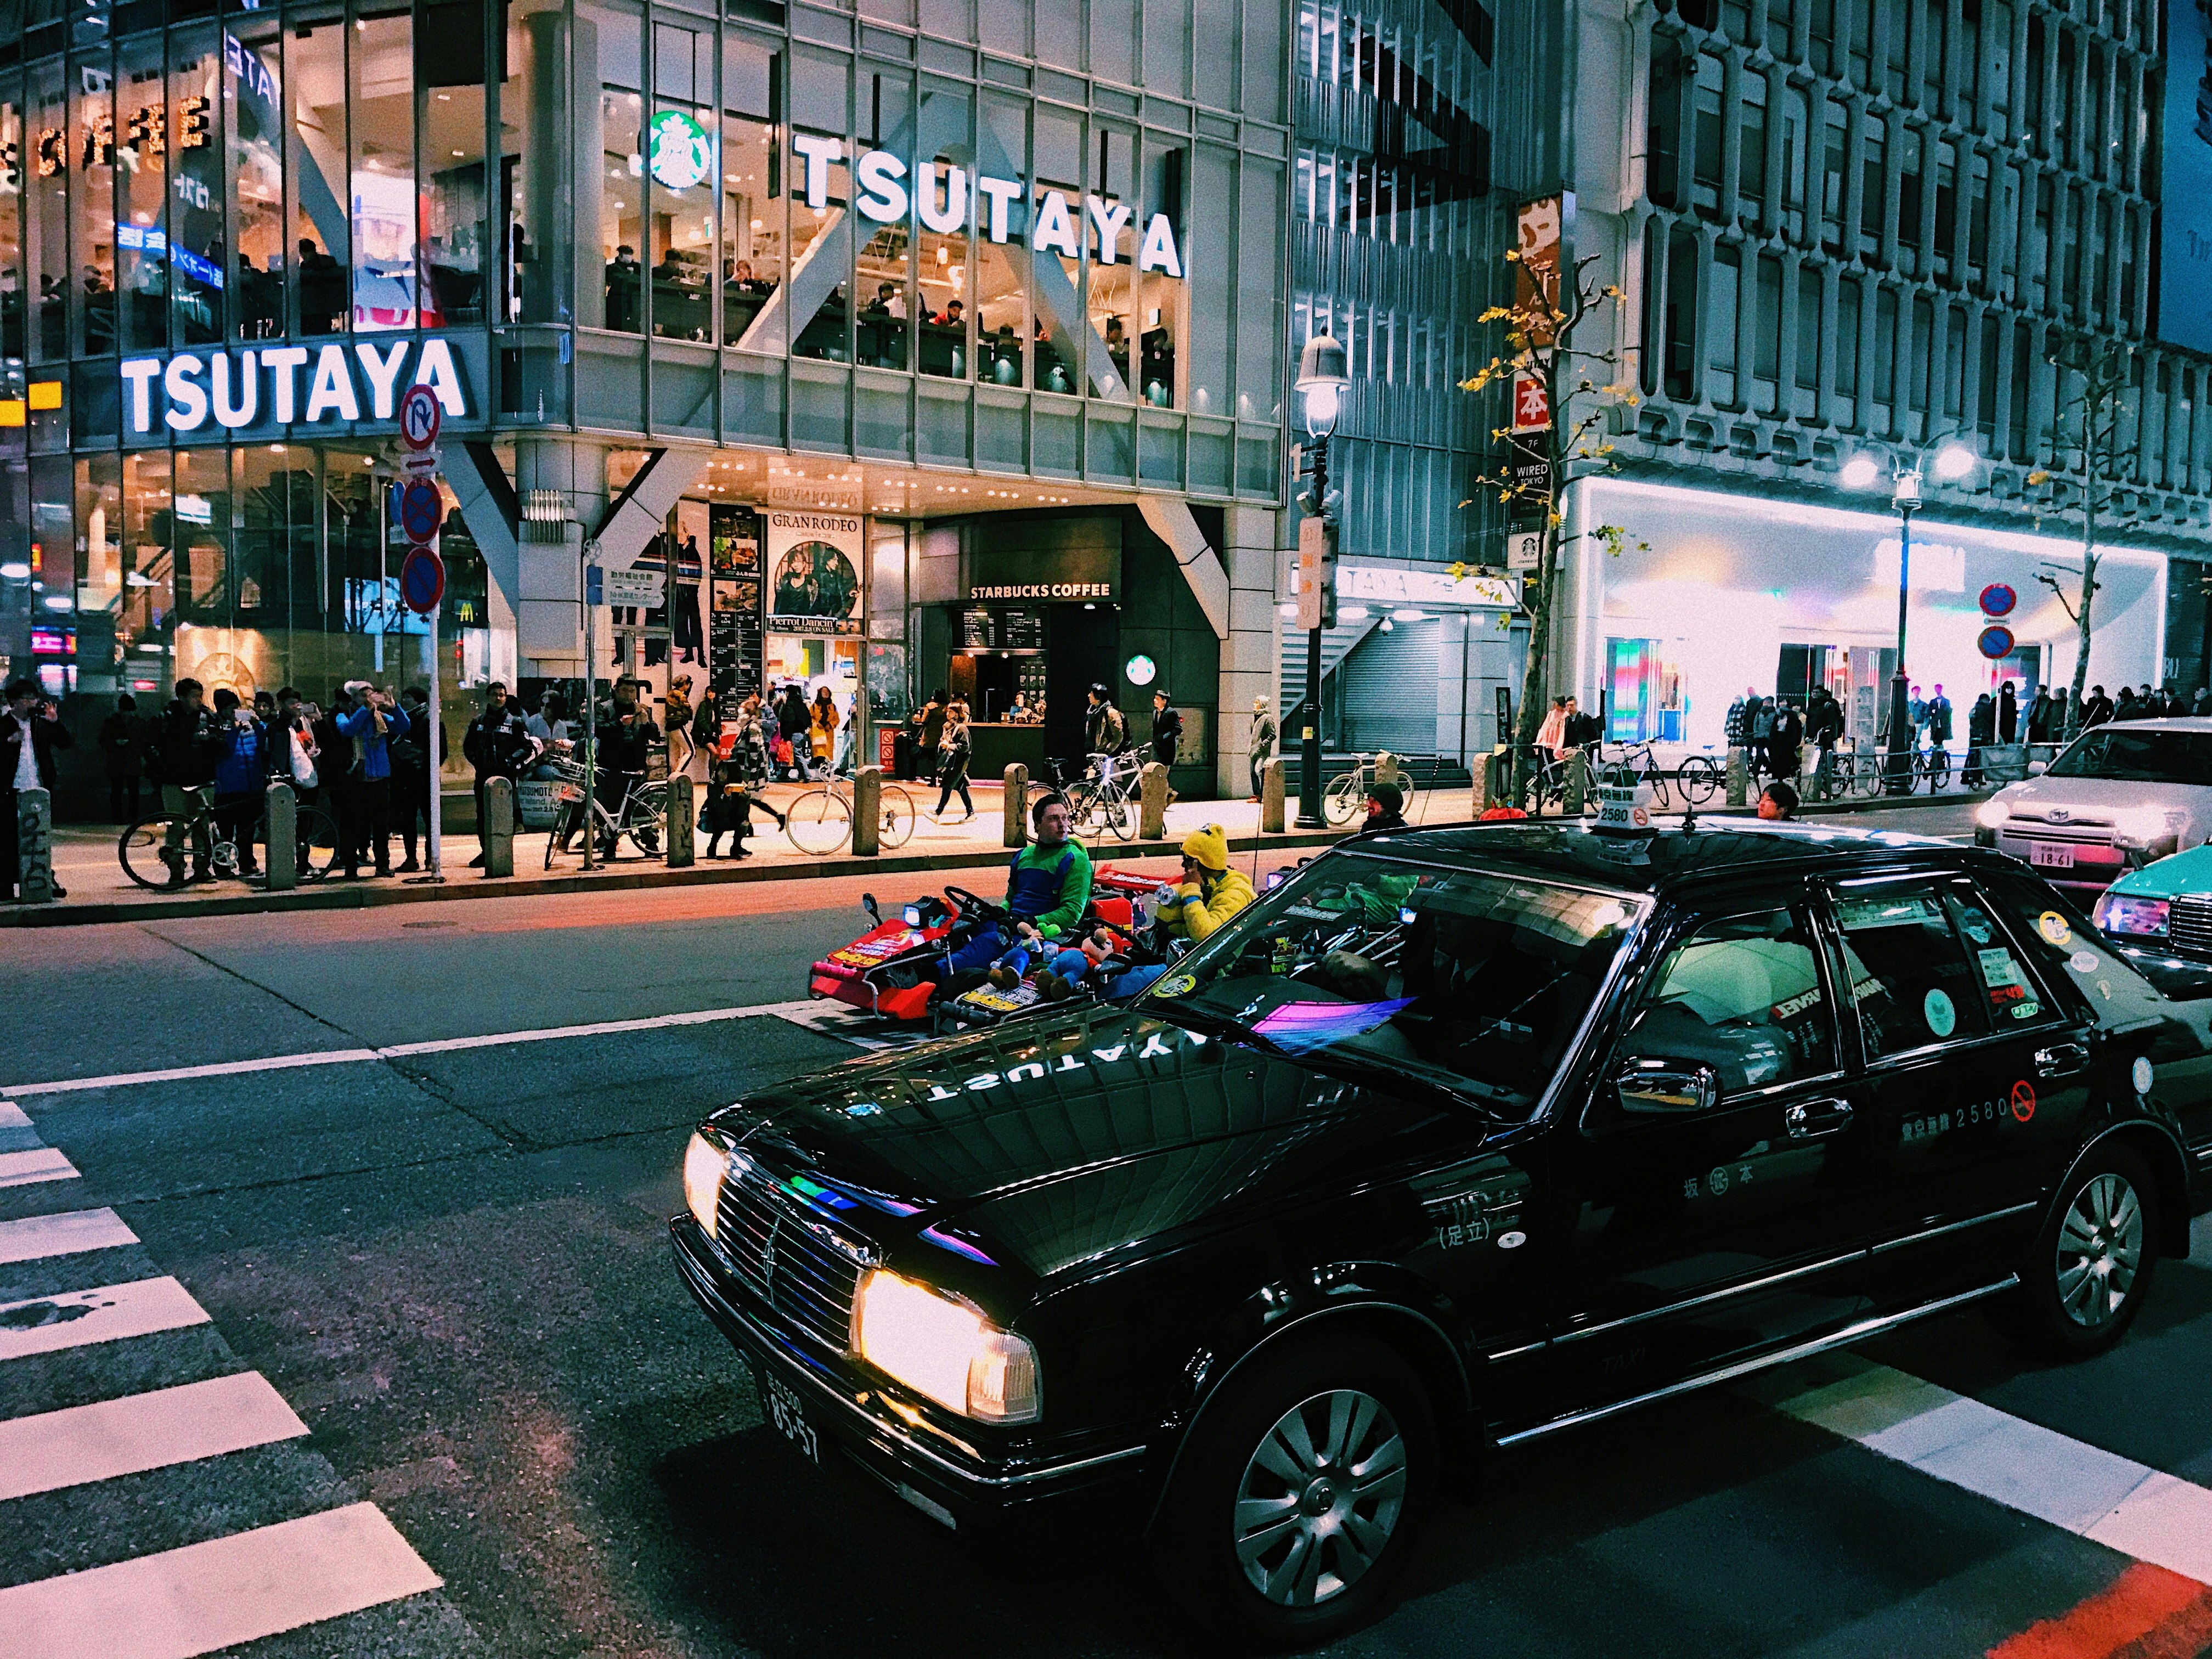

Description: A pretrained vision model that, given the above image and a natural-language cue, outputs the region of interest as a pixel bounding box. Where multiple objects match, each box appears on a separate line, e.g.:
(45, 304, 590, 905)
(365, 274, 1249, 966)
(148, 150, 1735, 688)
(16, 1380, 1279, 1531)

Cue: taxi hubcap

(1234, 1388, 1407, 1609)
(2056, 1172, 2144, 1329)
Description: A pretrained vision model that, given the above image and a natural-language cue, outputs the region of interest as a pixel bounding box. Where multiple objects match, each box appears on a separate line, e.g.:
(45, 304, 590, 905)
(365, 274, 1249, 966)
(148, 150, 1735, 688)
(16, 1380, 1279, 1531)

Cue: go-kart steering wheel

(943, 885, 1009, 926)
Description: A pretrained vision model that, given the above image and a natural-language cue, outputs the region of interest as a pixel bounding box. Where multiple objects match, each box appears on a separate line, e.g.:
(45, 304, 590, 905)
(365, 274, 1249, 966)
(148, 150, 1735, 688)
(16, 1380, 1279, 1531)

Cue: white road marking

(0, 1208, 137, 1266)
(0, 1276, 210, 1362)
(0, 1103, 29, 1128)
(0, 1372, 308, 1502)
(1, 999, 831, 1097)
(1750, 1352, 2212, 1582)
(0, 1501, 442, 1659)
(0, 1148, 79, 1188)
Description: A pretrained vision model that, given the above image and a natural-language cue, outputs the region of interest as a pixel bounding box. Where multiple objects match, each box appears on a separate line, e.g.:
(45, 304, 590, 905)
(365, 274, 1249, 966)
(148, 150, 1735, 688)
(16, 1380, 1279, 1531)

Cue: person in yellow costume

(1154, 823, 1256, 944)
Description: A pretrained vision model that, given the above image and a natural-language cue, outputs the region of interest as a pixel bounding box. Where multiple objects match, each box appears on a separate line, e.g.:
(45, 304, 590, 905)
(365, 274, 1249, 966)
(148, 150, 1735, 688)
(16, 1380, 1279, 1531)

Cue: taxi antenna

(1680, 801, 1697, 834)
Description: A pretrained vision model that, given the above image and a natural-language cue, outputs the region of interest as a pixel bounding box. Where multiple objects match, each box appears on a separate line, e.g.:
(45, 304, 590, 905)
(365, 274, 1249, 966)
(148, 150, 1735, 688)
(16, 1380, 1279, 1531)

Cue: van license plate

(2030, 844, 2075, 870)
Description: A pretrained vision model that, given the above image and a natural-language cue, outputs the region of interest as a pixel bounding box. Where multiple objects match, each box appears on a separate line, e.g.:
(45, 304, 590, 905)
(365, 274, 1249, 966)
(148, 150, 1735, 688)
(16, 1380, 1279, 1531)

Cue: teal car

(2094, 847, 2212, 995)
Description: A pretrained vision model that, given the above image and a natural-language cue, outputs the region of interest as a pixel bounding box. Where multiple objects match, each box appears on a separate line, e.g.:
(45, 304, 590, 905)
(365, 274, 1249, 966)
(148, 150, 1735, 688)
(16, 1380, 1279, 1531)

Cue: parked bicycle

(119, 783, 340, 889)
(1045, 750, 1137, 842)
(786, 770, 917, 856)
(1323, 754, 1419, 826)
(542, 757, 669, 866)
(1590, 739, 1723, 810)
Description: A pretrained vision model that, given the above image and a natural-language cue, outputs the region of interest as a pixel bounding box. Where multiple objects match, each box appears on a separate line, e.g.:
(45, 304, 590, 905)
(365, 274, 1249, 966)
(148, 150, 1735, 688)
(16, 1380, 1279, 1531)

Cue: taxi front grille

(2170, 894, 2212, 958)
(2003, 820, 2115, 847)
(714, 1158, 870, 1355)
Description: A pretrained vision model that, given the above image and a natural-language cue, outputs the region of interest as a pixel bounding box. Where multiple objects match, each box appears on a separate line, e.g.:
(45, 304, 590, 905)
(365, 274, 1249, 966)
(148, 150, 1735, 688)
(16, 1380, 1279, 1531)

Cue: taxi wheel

(1150, 1333, 1437, 1651)
(1997, 1144, 2160, 1359)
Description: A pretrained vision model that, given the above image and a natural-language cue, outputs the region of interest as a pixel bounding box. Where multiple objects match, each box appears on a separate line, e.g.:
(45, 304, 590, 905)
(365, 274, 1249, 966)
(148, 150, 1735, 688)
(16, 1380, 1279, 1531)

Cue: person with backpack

(1763, 698, 1803, 787)
(149, 679, 223, 887)
(777, 685, 812, 780)
(1804, 688, 1844, 800)
(1964, 691, 1996, 787)
(934, 698, 975, 821)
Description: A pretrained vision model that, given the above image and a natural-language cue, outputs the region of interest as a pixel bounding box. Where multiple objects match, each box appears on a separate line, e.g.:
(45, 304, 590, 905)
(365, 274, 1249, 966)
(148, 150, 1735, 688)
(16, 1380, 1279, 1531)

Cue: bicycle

(120, 784, 341, 890)
(1913, 743, 1954, 792)
(1590, 740, 1724, 811)
(1063, 751, 1138, 842)
(786, 770, 917, 856)
(541, 758, 669, 866)
(1324, 754, 1419, 826)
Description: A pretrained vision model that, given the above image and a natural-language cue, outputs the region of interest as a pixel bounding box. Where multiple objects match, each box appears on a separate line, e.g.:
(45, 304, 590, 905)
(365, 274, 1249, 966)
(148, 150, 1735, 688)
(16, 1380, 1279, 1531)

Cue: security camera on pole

(397, 383, 448, 881)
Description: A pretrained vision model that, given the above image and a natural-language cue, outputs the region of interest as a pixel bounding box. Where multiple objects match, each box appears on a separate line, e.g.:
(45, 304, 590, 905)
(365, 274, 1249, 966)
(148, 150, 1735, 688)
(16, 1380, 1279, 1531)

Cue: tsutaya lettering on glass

(791, 137, 1184, 275)
(118, 340, 470, 435)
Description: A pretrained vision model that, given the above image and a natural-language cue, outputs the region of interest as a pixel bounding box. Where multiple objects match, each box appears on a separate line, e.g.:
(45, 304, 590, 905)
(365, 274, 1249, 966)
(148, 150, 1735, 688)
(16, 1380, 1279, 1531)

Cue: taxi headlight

(2094, 892, 2171, 936)
(852, 1268, 1040, 1424)
(682, 1131, 729, 1239)
(1975, 799, 2012, 829)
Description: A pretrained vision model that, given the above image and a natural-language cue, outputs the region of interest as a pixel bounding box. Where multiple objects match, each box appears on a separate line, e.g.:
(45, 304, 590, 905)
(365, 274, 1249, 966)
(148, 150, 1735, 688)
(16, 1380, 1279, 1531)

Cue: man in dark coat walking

(3, 678, 75, 899)
(1996, 681, 2018, 743)
(98, 693, 143, 822)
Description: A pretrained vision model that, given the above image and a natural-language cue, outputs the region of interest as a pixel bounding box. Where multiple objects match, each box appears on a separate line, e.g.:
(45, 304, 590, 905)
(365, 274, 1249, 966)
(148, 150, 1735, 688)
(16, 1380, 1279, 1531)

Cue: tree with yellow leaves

(1457, 242, 1647, 803)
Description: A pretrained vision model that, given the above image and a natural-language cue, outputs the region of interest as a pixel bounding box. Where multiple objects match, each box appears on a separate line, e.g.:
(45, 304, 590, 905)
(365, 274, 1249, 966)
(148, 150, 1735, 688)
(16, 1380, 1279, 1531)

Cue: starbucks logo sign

(648, 110, 713, 190)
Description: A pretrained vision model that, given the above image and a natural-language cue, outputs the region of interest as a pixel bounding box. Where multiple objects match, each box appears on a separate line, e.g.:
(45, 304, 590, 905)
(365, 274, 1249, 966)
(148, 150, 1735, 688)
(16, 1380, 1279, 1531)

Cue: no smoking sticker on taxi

(2010, 1081, 2036, 1123)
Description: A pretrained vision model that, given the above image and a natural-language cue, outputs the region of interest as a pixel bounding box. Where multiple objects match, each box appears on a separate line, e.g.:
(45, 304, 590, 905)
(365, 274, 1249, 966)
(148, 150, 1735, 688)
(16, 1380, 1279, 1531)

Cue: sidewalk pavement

(4, 778, 1987, 928)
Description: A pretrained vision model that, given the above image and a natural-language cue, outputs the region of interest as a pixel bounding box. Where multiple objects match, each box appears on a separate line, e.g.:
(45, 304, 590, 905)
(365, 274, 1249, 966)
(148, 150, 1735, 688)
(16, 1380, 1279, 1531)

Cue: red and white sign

(1511, 373, 1551, 434)
(399, 383, 443, 452)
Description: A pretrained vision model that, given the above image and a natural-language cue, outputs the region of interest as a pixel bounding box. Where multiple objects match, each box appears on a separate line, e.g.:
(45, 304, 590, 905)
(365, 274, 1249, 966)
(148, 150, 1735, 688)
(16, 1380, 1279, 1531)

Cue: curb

(3, 826, 1354, 929)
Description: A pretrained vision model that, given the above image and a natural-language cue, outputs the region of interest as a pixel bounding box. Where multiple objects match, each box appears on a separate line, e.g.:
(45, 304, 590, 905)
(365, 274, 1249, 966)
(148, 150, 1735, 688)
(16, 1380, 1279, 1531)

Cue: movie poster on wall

(670, 498, 710, 676)
(709, 504, 763, 703)
(765, 511, 864, 636)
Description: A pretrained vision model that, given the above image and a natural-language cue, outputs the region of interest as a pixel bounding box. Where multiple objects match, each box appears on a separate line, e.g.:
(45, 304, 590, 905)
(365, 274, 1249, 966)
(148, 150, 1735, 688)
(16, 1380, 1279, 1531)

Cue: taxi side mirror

(1615, 1057, 1720, 1115)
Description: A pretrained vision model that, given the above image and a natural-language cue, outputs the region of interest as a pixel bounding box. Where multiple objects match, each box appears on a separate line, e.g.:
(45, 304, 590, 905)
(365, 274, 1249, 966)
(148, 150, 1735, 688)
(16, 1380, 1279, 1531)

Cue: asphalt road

(16, 802, 2212, 1659)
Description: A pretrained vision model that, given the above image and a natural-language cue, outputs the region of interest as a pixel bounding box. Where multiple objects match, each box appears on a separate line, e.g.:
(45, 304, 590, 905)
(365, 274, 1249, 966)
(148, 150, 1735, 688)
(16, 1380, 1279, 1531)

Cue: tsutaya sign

(792, 138, 1185, 275)
(118, 339, 470, 436)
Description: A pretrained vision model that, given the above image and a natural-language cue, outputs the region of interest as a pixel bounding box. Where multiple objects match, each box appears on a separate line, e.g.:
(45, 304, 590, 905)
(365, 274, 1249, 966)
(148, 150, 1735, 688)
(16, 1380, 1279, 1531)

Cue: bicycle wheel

(296, 807, 341, 881)
(879, 786, 916, 848)
(625, 816, 663, 857)
(1323, 773, 1362, 826)
(1106, 787, 1137, 841)
(1678, 755, 1722, 806)
(785, 787, 850, 855)
(119, 817, 187, 890)
(1063, 781, 1102, 836)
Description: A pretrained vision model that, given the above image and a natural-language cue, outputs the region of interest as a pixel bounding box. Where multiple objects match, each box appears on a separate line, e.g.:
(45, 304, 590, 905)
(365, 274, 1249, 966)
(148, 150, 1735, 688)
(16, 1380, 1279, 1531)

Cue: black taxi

(672, 820, 2212, 1649)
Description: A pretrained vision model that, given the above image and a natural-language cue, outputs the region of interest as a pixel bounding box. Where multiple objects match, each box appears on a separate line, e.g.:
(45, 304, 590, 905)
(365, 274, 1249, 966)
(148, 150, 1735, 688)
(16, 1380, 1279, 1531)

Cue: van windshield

(1141, 853, 1643, 1111)
(2047, 729, 2212, 785)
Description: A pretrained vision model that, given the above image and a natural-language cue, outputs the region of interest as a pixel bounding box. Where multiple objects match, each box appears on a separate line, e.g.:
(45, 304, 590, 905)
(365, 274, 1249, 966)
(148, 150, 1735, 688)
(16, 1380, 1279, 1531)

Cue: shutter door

(1339, 618, 1441, 758)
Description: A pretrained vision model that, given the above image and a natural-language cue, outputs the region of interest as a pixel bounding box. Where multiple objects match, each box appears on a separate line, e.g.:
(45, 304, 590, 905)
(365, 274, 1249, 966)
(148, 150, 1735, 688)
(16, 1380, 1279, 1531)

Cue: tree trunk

(2063, 498, 2098, 741)
(1509, 351, 1571, 802)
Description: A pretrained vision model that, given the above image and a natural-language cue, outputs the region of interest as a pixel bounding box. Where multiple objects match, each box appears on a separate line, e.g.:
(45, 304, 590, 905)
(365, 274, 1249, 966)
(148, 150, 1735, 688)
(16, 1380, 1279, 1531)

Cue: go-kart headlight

(683, 1130, 731, 1239)
(851, 1268, 1040, 1424)
(904, 904, 923, 927)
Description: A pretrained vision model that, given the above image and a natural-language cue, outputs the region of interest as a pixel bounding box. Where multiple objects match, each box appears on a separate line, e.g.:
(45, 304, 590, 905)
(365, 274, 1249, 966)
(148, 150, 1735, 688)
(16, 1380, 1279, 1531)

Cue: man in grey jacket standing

(1248, 696, 1276, 802)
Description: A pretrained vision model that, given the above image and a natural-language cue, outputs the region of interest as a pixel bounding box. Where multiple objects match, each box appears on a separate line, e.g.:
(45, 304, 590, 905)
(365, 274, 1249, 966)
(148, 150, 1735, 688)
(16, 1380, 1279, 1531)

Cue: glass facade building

(0, 0, 1294, 808)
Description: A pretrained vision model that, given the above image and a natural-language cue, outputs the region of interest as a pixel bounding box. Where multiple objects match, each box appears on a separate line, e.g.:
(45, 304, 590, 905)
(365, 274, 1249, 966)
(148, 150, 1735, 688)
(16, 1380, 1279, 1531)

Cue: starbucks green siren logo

(648, 110, 713, 190)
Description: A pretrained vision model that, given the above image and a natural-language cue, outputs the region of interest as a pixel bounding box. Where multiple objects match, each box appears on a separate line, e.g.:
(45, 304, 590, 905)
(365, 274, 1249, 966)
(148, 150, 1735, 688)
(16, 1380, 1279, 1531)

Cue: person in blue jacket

(210, 687, 266, 877)
(336, 680, 409, 878)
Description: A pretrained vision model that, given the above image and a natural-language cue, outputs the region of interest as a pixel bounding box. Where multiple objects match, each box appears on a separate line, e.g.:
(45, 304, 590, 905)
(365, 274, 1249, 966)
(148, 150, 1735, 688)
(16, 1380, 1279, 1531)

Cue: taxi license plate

(761, 1373, 820, 1464)
(2029, 844, 2075, 870)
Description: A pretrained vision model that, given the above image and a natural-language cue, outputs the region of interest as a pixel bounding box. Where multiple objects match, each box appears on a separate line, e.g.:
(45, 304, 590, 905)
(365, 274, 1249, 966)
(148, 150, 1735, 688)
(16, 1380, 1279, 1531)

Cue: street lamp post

(1840, 442, 1974, 795)
(1293, 335, 1349, 831)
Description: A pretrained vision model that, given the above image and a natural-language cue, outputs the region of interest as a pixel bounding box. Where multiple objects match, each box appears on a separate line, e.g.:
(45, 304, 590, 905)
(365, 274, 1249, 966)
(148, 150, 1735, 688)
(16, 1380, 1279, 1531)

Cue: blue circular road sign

(399, 478, 443, 544)
(400, 545, 445, 614)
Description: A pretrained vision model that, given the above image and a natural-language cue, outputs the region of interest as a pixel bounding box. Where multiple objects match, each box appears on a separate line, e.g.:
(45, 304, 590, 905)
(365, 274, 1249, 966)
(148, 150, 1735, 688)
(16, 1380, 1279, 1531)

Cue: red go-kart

(806, 868, 1157, 1023)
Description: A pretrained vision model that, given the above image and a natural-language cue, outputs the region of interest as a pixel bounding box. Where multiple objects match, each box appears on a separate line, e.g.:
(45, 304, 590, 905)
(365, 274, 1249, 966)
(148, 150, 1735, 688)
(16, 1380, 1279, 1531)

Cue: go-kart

(932, 869, 1179, 1035)
(805, 868, 1159, 1024)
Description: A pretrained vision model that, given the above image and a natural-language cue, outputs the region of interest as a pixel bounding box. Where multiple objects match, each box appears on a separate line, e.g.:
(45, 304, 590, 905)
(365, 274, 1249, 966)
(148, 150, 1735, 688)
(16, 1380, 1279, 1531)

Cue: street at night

(12, 802, 2212, 1658)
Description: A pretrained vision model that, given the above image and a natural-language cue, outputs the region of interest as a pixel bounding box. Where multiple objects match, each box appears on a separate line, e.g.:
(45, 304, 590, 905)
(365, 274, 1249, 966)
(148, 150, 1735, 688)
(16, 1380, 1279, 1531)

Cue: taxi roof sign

(1592, 780, 1658, 836)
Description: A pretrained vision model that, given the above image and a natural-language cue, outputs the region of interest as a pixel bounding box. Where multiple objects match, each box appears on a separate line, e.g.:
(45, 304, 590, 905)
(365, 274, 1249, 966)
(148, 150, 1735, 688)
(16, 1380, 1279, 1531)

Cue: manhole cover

(400, 920, 459, 929)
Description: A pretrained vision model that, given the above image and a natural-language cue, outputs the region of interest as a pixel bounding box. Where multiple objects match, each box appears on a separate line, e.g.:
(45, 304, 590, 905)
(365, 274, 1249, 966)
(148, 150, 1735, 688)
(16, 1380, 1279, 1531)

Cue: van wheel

(1150, 1334, 1437, 1651)
(1996, 1144, 2159, 1359)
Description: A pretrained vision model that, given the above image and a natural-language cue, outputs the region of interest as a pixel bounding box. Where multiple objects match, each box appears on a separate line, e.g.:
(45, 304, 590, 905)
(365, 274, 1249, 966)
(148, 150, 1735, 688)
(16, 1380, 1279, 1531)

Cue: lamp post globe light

(1841, 441, 1976, 793)
(1293, 334, 1350, 830)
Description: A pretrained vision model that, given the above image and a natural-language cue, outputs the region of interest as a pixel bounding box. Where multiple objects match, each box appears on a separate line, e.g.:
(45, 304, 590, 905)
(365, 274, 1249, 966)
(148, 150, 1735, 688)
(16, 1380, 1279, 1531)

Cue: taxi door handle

(1785, 1098, 1855, 1139)
(2035, 1042, 2089, 1080)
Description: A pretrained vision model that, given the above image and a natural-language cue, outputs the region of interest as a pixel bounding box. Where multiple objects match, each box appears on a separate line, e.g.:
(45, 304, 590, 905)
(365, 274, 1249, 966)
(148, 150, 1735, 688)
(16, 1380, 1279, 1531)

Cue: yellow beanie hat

(1181, 823, 1229, 871)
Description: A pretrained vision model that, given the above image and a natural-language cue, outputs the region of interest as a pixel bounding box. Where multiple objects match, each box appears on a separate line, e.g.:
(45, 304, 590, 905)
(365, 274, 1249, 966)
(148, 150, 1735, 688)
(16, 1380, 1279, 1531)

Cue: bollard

(1260, 757, 1286, 834)
(1725, 746, 1749, 808)
(1139, 761, 1171, 840)
(851, 766, 881, 856)
(1468, 750, 1491, 816)
(666, 774, 695, 866)
(1003, 763, 1029, 848)
(1564, 751, 1589, 814)
(264, 781, 297, 890)
(15, 786, 55, 904)
(482, 776, 516, 877)
(1375, 751, 1404, 792)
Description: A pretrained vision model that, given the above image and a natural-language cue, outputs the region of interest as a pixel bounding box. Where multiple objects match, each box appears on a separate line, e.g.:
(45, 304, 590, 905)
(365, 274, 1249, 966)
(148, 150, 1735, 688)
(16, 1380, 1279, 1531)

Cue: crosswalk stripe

(0, 1372, 308, 1502)
(0, 1104, 29, 1128)
(0, 1501, 443, 1659)
(0, 1209, 137, 1266)
(0, 1148, 79, 1188)
(1752, 1352, 2212, 1583)
(0, 1276, 210, 1362)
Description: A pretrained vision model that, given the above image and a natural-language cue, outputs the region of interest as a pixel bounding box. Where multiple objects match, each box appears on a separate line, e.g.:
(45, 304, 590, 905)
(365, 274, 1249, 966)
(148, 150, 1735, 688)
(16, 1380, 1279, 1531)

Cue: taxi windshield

(2047, 729, 2212, 785)
(1141, 854, 1644, 1111)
